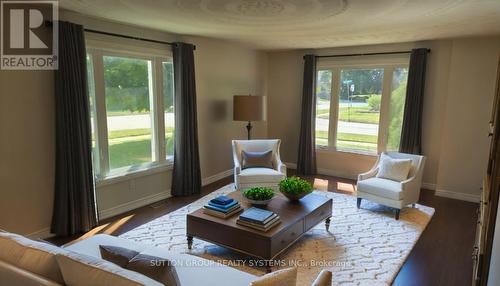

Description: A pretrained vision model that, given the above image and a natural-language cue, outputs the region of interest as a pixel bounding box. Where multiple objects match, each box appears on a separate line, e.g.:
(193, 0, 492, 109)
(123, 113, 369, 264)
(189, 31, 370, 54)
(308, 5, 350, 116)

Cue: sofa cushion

(238, 168, 285, 184)
(251, 267, 297, 286)
(357, 177, 403, 200)
(55, 251, 162, 286)
(376, 153, 412, 182)
(242, 150, 274, 169)
(65, 234, 257, 286)
(100, 245, 180, 286)
(0, 232, 66, 284)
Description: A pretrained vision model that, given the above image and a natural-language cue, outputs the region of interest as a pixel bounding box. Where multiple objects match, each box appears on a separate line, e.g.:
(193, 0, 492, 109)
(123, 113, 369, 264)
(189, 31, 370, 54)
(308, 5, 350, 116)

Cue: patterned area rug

(120, 184, 434, 285)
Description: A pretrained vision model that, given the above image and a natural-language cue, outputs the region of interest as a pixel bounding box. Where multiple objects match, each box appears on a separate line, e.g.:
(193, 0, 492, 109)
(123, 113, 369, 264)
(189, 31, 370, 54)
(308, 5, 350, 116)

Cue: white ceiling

(60, 0, 500, 50)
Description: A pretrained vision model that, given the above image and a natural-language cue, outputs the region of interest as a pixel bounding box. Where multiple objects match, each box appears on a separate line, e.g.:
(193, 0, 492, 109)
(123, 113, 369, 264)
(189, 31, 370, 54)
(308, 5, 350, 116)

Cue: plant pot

(243, 197, 273, 206)
(280, 190, 312, 201)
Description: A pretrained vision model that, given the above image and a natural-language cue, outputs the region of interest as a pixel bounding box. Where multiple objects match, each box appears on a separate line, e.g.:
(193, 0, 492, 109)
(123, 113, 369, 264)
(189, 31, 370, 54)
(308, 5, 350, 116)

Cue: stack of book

(236, 207, 281, 232)
(203, 196, 242, 218)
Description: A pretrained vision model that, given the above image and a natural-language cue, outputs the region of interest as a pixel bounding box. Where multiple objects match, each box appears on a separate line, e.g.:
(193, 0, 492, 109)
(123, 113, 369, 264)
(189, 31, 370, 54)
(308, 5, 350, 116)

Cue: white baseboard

(99, 169, 234, 220)
(202, 169, 233, 186)
(99, 190, 172, 220)
(435, 189, 480, 203)
(26, 227, 54, 240)
(422, 182, 436, 191)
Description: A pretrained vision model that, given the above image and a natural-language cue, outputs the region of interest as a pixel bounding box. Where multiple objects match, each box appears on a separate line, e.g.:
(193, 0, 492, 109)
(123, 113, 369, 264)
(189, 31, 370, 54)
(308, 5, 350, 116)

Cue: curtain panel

(171, 42, 202, 196)
(399, 48, 429, 154)
(297, 54, 318, 175)
(51, 21, 98, 236)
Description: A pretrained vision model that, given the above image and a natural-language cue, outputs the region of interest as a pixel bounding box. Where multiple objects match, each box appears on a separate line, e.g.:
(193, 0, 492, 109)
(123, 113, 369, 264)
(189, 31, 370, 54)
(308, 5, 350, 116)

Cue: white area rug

(120, 184, 434, 285)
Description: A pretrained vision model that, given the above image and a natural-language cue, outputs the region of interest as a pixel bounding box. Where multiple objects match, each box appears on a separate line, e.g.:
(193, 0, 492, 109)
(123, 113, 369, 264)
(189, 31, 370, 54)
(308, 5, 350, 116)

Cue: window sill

(96, 161, 174, 187)
(315, 146, 378, 157)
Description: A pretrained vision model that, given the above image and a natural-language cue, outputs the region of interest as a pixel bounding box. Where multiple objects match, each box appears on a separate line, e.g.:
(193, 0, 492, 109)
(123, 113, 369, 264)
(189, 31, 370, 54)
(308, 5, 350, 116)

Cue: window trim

(86, 44, 174, 183)
(316, 57, 409, 155)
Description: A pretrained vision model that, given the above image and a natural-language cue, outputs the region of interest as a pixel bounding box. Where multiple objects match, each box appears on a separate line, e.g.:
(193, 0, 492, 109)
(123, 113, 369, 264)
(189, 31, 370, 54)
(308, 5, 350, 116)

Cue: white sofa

(357, 151, 426, 220)
(0, 232, 256, 286)
(232, 139, 286, 191)
(0, 231, 332, 286)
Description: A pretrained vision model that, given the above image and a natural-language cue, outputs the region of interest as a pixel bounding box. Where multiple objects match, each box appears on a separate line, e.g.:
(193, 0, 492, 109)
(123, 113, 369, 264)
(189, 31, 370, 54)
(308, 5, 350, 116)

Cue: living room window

(87, 47, 174, 180)
(315, 58, 409, 154)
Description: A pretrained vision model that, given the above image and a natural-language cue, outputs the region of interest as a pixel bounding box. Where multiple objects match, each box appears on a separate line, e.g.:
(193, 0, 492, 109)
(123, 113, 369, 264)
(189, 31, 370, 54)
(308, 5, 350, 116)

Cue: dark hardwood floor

(49, 170, 478, 285)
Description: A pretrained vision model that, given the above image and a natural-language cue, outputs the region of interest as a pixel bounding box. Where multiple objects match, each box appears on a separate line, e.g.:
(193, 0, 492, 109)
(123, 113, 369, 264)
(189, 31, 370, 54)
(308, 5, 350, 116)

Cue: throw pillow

(376, 153, 412, 182)
(251, 267, 297, 286)
(242, 150, 274, 169)
(99, 245, 180, 286)
(56, 251, 162, 286)
(99, 245, 140, 268)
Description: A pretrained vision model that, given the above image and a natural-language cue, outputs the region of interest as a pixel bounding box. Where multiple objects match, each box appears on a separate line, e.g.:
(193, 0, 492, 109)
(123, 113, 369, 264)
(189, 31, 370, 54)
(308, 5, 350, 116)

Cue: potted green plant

(279, 176, 313, 201)
(242, 187, 275, 205)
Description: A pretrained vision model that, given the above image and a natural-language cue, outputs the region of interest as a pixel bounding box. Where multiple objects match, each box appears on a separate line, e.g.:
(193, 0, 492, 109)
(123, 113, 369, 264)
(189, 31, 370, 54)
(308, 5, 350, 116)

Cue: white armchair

(356, 151, 426, 220)
(232, 139, 286, 191)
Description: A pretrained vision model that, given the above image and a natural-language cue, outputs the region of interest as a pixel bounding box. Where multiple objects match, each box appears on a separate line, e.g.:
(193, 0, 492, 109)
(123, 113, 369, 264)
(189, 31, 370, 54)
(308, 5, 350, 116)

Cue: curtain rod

(45, 21, 196, 50)
(306, 49, 430, 59)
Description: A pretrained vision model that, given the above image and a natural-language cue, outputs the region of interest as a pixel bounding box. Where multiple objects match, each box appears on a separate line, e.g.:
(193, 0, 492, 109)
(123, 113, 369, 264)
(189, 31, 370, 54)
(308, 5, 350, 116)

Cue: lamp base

(246, 121, 252, 140)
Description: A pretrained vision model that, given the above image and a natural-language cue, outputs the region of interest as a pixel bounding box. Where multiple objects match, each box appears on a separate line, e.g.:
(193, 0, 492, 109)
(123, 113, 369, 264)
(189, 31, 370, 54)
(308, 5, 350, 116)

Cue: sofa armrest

(311, 270, 332, 286)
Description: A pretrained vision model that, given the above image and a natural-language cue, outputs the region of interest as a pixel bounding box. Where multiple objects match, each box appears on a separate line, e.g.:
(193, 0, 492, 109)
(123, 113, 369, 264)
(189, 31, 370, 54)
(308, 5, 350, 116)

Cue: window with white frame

(87, 44, 174, 180)
(315, 57, 409, 154)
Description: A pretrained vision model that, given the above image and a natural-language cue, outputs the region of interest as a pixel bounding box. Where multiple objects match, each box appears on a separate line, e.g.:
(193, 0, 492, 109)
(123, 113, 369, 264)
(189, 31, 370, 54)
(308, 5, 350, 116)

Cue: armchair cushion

(238, 168, 285, 184)
(357, 178, 403, 200)
(242, 150, 273, 169)
(376, 153, 412, 182)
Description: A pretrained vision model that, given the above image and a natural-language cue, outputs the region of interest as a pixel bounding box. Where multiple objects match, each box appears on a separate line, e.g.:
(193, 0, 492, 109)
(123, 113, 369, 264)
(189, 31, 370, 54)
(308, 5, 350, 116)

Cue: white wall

(266, 36, 500, 201)
(0, 11, 267, 236)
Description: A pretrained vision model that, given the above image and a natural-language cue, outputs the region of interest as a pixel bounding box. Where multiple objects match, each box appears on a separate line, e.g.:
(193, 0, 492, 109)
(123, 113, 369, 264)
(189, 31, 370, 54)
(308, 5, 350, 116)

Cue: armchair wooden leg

(412, 203, 416, 208)
(356, 198, 362, 209)
(395, 209, 400, 220)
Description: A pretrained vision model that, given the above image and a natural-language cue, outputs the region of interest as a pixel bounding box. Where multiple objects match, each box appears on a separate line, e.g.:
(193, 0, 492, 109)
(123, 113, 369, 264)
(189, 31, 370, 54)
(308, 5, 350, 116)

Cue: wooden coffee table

(186, 191, 332, 272)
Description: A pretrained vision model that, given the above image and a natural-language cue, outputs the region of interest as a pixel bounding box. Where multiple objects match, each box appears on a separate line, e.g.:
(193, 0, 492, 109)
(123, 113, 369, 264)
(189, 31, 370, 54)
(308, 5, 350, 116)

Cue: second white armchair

(232, 139, 286, 191)
(357, 151, 426, 220)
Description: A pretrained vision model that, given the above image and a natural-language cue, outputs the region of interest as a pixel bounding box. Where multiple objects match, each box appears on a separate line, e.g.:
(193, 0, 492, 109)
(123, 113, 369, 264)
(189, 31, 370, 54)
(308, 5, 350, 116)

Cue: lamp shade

(233, 95, 265, 122)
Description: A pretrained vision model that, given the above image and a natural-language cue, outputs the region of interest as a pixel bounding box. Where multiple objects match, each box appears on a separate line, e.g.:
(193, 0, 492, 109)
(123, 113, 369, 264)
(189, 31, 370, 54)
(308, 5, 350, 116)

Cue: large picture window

(87, 47, 174, 180)
(315, 58, 409, 154)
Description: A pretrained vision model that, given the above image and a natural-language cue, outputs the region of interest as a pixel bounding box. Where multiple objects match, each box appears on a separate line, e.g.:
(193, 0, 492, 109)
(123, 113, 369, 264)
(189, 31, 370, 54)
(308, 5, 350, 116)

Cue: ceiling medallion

(233, 0, 285, 16)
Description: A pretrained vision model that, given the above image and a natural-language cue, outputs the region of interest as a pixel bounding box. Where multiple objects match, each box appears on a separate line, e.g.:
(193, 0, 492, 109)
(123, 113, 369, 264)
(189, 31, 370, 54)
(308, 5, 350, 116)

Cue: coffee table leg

(325, 217, 331, 231)
(187, 236, 193, 250)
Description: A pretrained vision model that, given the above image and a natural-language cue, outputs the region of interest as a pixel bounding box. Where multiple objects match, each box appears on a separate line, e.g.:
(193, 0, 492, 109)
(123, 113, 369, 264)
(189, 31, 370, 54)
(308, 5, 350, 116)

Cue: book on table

(203, 205, 242, 218)
(208, 200, 238, 210)
(204, 203, 240, 213)
(202, 196, 242, 219)
(236, 216, 281, 232)
(210, 196, 234, 205)
(239, 207, 275, 224)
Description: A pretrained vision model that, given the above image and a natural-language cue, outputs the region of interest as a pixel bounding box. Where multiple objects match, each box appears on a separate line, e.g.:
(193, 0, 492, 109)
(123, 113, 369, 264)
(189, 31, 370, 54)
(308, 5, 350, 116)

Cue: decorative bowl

(244, 197, 274, 205)
(242, 187, 275, 206)
(280, 190, 312, 201)
(279, 176, 313, 202)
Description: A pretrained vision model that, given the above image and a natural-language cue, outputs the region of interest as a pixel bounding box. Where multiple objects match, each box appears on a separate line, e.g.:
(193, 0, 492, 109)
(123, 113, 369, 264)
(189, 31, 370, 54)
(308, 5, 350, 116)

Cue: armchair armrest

(276, 160, 287, 176)
(232, 147, 241, 175)
(358, 167, 378, 181)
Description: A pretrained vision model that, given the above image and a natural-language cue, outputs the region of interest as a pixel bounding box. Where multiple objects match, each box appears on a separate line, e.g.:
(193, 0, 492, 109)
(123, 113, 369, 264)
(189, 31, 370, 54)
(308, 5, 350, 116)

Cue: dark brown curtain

(51, 21, 97, 236)
(297, 54, 317, 175)
(171, 43, 201, 196)
(399, 48, 429, 154)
